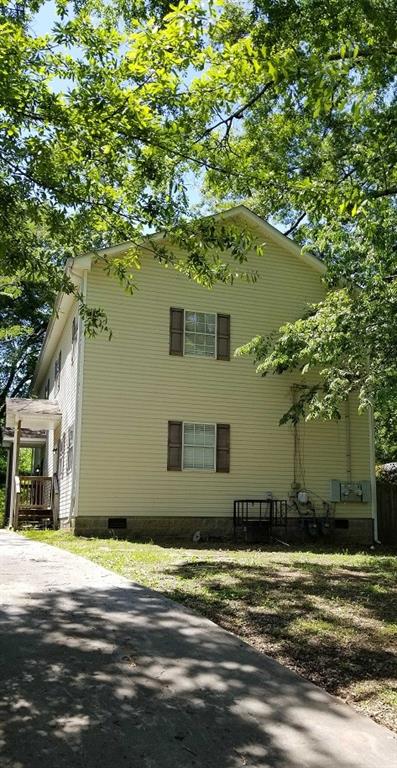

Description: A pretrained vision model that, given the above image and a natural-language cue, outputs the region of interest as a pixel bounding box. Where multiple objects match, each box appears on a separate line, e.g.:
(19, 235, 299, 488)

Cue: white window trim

(71, 317, 78, 365)
(58, 433, 65, 479)
(183, 310, 217, 359)
(66, 426, 74, 475)
(182, 421, 217, 471)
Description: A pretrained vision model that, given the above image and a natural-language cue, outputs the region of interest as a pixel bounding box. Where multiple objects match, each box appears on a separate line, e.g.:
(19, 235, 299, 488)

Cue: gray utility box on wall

(330, 480, 371, 503)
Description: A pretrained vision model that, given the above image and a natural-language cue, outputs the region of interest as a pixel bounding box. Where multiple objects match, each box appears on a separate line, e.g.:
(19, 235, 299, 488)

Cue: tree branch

(369, 186, 397, 199)
(195, 81, 274, 142)
(283, 212, 306, 236)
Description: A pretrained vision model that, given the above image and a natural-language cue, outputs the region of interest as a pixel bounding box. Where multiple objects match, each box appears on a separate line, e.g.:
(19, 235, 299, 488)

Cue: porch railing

(12, 475, 54, 530)
(18, 476, 53, 510)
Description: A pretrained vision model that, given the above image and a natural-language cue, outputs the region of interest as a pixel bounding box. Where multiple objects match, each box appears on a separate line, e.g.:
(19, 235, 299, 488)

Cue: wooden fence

(376, 483, 397, 545)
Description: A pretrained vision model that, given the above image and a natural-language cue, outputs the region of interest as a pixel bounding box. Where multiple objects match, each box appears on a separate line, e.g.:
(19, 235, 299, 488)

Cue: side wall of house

(77, 235, 374, 540)
(39, 301, 80, 524)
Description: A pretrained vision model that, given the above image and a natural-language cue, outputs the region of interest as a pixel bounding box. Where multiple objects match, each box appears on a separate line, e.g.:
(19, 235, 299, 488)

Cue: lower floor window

(183, 423, 215, 470)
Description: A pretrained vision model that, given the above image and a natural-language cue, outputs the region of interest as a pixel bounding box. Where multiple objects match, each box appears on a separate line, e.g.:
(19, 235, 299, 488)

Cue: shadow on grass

(80, 530, 397, 557)
(160, 558, 397, 699)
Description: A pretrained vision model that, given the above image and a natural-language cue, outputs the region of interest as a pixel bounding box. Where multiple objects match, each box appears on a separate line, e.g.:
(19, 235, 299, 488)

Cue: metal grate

(108, 517, 127, 530)
(233, 499, 288, 540)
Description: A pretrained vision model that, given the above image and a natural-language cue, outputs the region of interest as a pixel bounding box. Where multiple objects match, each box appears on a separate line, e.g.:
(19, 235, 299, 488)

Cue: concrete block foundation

(71, 515, 374, 545)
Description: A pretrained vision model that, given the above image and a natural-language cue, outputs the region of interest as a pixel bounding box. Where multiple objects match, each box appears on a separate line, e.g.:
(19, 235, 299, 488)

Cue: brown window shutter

(216, 424, 230, 472)
(167, 421, 182, 470)
(169, 308, 184, 355)
(217, 314, 230, 360)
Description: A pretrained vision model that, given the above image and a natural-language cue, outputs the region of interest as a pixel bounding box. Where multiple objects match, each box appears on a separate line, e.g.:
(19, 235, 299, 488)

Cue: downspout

(70, 268, 87, 527)
(292, 385, 299, 490)
(368, 405, 380, 544)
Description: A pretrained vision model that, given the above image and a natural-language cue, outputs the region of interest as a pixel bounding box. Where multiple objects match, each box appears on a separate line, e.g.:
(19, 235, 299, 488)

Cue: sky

(29, 0, 58, 36)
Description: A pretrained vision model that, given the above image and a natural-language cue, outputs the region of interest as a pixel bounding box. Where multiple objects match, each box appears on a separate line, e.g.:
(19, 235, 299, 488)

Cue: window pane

(184, 311, 216, 357)
(183, 424, 215, 469)
(184, 423, 195, 444)
(195, 314, 206, 332)
(185, 313, 197, 331)
(205, 336, 215, 355)
(203, 447, 214, 468)
(184, 334, 195, 353)
(183, 446, 195, 468)
(194, 424, 205, 446)
(204, 425, 215, 446)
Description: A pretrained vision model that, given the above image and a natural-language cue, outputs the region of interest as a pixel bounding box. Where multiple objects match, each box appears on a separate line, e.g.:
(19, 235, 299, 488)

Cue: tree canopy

(1, 0, 396, 457)
(196, 0, 397, 454)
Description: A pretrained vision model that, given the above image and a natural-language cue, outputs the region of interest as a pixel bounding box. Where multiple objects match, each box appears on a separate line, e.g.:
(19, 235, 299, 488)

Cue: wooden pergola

(4, 398, 61, 529)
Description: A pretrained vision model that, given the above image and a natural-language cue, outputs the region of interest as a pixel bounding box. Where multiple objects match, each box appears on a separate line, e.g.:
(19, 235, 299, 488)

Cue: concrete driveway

(0, 530, 396, 768)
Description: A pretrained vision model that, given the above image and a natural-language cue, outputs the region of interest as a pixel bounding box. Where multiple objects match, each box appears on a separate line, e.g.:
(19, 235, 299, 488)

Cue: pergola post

(9, 419, 21, 528)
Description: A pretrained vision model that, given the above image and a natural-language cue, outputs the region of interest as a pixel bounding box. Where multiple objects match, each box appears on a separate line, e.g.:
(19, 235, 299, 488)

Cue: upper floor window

(184, 312, 216, 357)
(71, 317, 78, 364)
(169, 308, 230, 360)
(44, 379, 50, 399)
(54, 350, 62, 394)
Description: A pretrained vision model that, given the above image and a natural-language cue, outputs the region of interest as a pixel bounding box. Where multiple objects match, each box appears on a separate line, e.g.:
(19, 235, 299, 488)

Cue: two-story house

(4, 206, 377, 543)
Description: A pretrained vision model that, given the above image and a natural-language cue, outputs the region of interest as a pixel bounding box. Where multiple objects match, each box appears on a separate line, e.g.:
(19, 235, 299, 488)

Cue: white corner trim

(70, 269, 87, 522)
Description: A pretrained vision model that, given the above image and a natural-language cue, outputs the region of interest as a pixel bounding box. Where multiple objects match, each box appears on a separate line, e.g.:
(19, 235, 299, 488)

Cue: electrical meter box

(330, 480, 371, 503)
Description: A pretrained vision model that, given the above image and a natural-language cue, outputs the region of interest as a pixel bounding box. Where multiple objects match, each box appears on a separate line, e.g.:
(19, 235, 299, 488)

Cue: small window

(66, 426, 74, 474)
(58, 434, 65, 479)
(183, 423, 215, 470)
(71, 316, 78, 364)
(54, 350, 62, 394)
(184, 311, 216, 357)
(44, 379, 50, 399)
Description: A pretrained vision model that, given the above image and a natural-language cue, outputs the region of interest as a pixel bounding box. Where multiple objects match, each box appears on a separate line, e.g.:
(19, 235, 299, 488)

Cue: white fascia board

(71, 253, 92, 273)
(33, 273, 81, 394)
(80, 205, 326, 276)
(221, 206, 326, 275)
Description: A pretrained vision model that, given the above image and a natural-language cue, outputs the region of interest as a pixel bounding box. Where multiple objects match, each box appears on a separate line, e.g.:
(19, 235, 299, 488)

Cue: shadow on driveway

(0, 533, 395, 768)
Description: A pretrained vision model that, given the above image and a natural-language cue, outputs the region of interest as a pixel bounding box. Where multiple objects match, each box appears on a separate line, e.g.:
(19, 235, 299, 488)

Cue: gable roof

(33, 205, 325, 390)
(73, 204, 326, 275)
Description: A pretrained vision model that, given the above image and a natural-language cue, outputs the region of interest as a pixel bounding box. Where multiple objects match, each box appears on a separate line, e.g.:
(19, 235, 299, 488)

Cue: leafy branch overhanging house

(4, 206, 378, 543)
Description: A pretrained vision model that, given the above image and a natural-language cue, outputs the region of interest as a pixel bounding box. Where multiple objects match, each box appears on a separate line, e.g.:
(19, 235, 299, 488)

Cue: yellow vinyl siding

(78, 239, 373, 521)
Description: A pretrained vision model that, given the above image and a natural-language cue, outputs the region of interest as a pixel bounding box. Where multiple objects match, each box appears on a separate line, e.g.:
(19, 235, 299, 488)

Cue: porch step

(17, 509, 54, 531)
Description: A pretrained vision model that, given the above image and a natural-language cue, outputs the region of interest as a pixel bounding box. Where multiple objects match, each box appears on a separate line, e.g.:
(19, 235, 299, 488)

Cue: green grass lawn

(23, 530, 397, 732)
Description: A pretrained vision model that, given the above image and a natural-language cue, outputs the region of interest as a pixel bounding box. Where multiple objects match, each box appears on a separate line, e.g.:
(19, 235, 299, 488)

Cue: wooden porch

(14, 475, 55, 530)
(4, 398, 62, 531)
